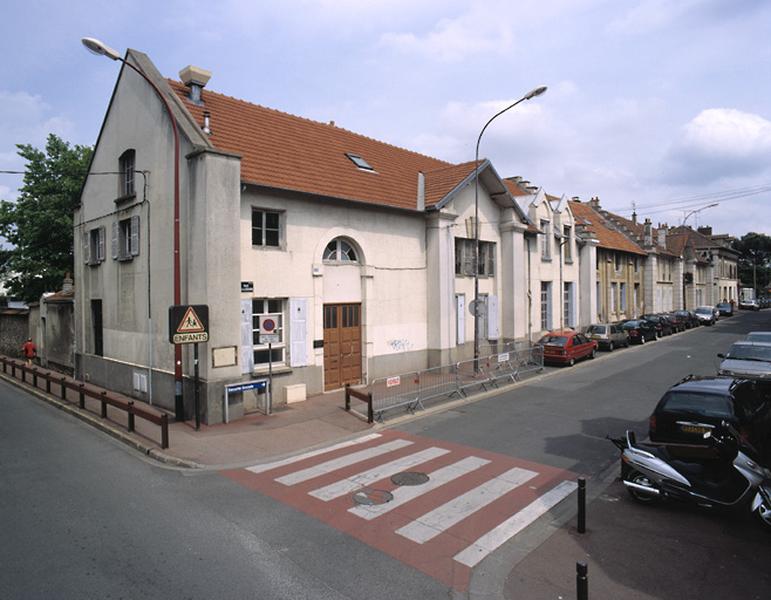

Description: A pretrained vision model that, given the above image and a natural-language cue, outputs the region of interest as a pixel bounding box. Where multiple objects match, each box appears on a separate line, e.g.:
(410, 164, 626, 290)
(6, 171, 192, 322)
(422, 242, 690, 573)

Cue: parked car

(717, 302, 734, 316)
(718, 342, 771, 381)
(674, 310, 699, 329)
(747, 331, 771, 343)
(641, 314, 673, 337)
(538, 330, 597, 366)
(694, 305, 716, 326)
(648, 375, 771, 461)
(621, 319, 657, 344)
(663, 312, 686, 333)
(759, 297, 769, 309)
(586, 323, 629, 351)
(739, 299, 761, 311)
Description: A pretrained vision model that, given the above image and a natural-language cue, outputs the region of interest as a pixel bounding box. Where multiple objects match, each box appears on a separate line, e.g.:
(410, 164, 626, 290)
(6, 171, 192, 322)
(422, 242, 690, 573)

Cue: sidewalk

(0, 359, 371, 470)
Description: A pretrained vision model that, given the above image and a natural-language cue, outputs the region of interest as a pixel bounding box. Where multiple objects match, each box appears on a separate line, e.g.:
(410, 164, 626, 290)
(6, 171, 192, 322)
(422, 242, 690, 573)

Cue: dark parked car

(648, 375, 771, 462)
(674, 310, 699, 329)
(641, 314, 673, 337)
(621, 319, 657, 344)
(717, 302, 734, 316)
(663, 312, 686, 333)
(586, 323, 629, 351)
(694, 306, 716, 326)
(538, 330, 597, 366)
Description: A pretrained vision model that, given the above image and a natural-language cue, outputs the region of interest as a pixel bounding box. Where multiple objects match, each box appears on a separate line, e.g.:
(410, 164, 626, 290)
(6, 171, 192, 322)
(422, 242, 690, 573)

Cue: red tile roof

(569, 201, 646, 255)
(169, 81, 452, 211)
(502, 179, 531, 197)
(423, 161, 478, 207)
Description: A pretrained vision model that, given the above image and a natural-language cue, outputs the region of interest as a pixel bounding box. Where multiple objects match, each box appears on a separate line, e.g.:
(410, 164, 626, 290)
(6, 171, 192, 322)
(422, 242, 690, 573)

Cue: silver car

(718, 341, 771, 380)
(695, 305, 716, 325)
(586, 323, 629, 351)
(746, 331, 771, 343)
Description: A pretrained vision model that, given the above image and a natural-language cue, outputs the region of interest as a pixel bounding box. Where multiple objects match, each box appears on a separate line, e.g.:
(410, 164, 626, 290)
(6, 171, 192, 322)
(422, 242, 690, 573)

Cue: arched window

(323, 238, 359, 263)
(119, 149, 136, 198)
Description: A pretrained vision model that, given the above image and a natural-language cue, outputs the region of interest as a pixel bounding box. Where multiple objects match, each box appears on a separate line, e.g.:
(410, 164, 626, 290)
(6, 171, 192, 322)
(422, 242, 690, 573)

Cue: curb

(0, 371, 202, 470)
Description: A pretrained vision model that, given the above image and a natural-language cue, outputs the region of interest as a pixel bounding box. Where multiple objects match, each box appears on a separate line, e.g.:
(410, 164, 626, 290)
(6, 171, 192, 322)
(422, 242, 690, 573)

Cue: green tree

(732, 232, 771, 294)
(0, 134, 92, 302)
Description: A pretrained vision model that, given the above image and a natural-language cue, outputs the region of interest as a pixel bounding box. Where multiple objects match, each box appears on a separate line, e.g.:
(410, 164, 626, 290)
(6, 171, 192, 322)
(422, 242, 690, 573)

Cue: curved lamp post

(682, 202, 718, 226)
(82, 37, 185, 421)
(473, 86, 547, 368)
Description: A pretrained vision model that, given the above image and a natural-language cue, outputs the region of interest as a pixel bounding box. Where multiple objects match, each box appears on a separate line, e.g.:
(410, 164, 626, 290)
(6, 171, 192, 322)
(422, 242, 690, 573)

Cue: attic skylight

(345, 153, 375, 172)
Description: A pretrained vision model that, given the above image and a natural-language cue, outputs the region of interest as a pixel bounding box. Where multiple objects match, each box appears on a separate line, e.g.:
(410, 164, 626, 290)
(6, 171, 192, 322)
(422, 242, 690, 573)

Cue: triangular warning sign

(177, 306, 205, 333)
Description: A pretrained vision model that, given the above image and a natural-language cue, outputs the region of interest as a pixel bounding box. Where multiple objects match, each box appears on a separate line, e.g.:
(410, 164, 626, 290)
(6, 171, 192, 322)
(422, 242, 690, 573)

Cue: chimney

(202, 111, 212, 135)
(329, 120, 335, 127)
(632, 210, 637, 225)
(698, 226, 713, 237)
(416, 172, 425, 211)
(588, 196, 600, 209)
(657, 223, 667, 248)
(62, 272, 74, 294)
(643, 218, 653, 247)
(179, 65, 212, 105)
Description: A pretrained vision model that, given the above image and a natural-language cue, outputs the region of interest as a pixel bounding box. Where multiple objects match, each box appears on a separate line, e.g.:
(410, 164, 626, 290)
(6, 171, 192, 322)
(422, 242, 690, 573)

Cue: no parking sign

(259, 314, 280, 344)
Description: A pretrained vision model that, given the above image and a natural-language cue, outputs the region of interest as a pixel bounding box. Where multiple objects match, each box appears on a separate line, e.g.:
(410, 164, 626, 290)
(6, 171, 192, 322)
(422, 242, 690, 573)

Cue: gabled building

(75, 50, 535, 423)
(570, 200, 646, 322)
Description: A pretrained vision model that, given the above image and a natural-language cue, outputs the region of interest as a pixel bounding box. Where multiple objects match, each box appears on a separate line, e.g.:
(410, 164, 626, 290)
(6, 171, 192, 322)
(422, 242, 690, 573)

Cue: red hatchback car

(538, 330, 598, 366)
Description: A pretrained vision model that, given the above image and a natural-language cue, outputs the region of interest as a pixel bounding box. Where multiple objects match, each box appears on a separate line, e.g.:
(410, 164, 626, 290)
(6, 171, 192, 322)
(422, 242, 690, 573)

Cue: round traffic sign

(262, 317, 276, 333)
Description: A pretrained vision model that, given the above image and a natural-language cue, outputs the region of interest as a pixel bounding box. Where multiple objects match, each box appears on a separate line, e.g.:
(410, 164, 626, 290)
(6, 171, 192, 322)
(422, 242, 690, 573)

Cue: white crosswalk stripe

(309, 447, 450, 501)
(246, 433, 382, 475)
(348, 456, 491, 520)
(454, 480, 578, 567)
(275, 438, 413, 486)
(395, 466, 538, 544)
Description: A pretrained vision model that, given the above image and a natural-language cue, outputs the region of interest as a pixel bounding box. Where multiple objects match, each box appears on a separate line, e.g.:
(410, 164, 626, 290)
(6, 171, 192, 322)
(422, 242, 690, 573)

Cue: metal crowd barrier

(367, 346, 543, 422)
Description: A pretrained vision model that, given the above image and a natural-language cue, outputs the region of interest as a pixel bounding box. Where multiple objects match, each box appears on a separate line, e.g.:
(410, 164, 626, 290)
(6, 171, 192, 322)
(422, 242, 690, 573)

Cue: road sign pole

(267, 342, 273, 415)
(193, 343, 200, 431)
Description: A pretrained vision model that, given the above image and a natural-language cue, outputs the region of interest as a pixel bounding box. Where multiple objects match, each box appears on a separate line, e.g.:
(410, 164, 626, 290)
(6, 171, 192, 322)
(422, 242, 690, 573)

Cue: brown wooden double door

(323, 303, 362, 391)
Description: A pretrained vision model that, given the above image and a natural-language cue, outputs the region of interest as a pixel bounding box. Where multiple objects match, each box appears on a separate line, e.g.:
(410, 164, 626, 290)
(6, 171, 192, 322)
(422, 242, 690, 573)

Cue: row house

(75, 50, 553, 424)
(570, 200, 646, 322)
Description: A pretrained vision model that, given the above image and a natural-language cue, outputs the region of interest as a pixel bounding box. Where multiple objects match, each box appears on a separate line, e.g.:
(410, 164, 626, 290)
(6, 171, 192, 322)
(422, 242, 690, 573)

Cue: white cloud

(607, 0, 700, 34)
(664, 108, 771, 183)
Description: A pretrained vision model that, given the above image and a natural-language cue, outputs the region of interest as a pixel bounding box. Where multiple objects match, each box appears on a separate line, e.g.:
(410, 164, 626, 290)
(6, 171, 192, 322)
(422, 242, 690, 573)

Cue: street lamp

(82, 37, 185, 421)
(473, 86, 547, 368)
(682, 202, 718, 226)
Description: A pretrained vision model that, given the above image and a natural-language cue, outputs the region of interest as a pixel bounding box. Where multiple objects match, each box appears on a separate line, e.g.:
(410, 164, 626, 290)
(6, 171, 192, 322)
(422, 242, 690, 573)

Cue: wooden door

(323, 303, 362, 391)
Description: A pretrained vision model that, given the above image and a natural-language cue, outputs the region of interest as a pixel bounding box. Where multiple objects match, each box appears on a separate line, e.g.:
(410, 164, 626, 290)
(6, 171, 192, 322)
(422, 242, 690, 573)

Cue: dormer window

(345, 153, 375, 172)
(119, 149, 136, 198)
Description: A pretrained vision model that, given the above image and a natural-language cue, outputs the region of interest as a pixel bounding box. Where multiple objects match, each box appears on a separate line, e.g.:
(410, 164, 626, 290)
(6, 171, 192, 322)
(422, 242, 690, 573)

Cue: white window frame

(541, 221, 551, 259)
(563, 226, 572, 262)
(540, 282, 551, 330)
(251, 208, 283, 248)
(323, 238, 359, 263)
(119, 149, 135, 198)
(84, 226, 106, 266)
(252, 298, 286, 368)
(112, 215, 140, 261)
(455, 238, 495, 277)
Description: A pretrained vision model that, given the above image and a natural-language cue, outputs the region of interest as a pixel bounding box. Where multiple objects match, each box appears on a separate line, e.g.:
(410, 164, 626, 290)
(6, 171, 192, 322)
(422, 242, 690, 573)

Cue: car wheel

(640, 336, 645, 344)
(608, 342, 614, 352)
(589, 349, 596, 359)
(625, 470, 659, 504)
(568, 357, 575, 367)
(755, 497, 771, 530)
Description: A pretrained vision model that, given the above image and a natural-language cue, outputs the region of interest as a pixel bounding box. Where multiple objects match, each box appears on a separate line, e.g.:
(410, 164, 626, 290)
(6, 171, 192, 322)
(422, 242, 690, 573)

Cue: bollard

(161, 414, 169, 449)
(33, 368, 38, 388)
(577, 477, 586, 534)
(127, 401, 135, 432)
(22, 365, 26, 384)
(576, 562, 588, 600)
(60, 377, 67, 400)
(79, 384, 85, 409)
(46, 374, 51, 394)
(100, 391, 108, 418)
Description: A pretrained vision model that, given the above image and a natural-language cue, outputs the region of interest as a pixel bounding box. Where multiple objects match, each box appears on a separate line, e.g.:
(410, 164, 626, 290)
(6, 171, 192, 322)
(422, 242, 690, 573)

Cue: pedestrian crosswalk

(224, 430, 577, 591)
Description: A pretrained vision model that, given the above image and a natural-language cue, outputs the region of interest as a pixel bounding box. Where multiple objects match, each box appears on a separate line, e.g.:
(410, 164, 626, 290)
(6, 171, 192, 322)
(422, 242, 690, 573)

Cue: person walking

(22, 338, 37, 366)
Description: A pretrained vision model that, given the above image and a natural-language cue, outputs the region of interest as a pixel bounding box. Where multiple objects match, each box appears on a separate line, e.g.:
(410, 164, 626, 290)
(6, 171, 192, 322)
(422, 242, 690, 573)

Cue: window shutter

(487, 294, 499, 339)
(97, 226, 106, 262)
(456, 295, 465, 344)
(111, 222, 119, 260)
(240, 299, 255, 374)
(289, 297, 308, 367)
(464, 240, 475, 276)
(130, 215, 140, 256)
(83, 231, 90, 264)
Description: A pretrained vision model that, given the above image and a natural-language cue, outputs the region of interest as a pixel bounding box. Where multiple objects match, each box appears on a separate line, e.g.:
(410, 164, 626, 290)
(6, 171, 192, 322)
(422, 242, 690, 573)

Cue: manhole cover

(352, 489, 393, 506)
(391, 471, 429, 486)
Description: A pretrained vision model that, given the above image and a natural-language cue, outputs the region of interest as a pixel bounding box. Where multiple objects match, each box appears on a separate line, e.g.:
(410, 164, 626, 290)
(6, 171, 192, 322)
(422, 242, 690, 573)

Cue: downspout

(527, 236, 532, 342)
(140, 171, 153, 405)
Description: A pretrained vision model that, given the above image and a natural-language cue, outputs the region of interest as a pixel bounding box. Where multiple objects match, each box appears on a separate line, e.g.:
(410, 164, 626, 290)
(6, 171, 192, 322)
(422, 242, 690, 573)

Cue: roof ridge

(169, 79, 452, 167)
(424, 159, 479, 175)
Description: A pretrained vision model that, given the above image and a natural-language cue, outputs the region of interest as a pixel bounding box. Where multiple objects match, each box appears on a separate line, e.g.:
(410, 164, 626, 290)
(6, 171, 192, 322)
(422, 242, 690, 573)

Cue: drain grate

(391, 471, 430, 486)
(352, 489, 393, 506)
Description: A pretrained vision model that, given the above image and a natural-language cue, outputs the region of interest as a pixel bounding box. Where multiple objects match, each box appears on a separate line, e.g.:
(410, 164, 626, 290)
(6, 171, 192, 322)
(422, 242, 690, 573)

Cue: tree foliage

(0, 134, 92, 302)
(732, 232, 771, 293)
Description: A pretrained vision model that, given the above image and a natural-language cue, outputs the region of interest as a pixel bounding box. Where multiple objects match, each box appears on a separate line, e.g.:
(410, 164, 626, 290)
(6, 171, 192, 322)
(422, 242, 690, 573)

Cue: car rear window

(662, 392, 733, 418)
(540, 335, 568, 346)
(695, 308, 712, 315)
(623, 321, 639, 329)
(588, 325, 606, 334)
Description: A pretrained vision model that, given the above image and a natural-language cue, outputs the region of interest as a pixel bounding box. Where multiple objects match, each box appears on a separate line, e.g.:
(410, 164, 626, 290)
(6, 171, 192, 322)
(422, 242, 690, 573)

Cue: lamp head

(524, 85, 548, 100)
(81, 37, 122, 61)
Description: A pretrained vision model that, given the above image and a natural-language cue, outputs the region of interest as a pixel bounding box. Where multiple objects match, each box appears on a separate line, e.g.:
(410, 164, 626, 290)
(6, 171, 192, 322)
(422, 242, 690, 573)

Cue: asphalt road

(2, 310, 769, 599)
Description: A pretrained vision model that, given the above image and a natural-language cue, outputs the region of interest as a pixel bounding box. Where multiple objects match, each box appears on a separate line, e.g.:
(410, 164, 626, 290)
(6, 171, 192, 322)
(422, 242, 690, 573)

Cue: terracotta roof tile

(170, 81, 450, 211)
(423, 161, 478, 207)
(503, 179, 532, 197)
(569, 201, 646, 255)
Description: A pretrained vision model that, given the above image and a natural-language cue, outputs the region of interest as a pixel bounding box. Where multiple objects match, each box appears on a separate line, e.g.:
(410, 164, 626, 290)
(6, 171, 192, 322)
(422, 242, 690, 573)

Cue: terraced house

(75, 50, 544, 424)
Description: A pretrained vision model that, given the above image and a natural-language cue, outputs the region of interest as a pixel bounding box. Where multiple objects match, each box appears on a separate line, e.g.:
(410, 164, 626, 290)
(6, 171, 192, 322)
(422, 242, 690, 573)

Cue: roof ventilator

(179, 65, 212, 106)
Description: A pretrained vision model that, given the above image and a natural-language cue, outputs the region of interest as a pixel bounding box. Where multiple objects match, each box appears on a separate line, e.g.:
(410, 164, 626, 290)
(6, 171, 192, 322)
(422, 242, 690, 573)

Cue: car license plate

(680, 425, 708, 434)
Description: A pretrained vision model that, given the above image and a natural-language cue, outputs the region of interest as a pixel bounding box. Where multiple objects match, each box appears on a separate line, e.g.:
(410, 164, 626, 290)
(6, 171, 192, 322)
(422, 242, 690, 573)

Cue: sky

(1, 0, 770, 238)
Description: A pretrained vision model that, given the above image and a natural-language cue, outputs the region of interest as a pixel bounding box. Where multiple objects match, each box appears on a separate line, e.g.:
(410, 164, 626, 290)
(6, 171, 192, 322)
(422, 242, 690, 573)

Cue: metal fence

(364, 345, 543, 422)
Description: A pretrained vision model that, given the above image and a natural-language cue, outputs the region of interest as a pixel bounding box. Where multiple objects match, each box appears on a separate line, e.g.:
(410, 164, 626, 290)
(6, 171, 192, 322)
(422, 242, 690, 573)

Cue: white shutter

(82, 231, 90, 264)
(240, 299, 254, 374)
(289, 297, 308, 367)
(487, 294, 499, 340)
(130, 215, 140, 256)
(97, 226, 106, 262)
(111, 222, 119, 260)
(456, 294, 465, 345)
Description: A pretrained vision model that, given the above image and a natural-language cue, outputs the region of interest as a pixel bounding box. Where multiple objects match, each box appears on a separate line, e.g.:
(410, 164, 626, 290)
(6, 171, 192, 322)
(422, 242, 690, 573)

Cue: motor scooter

(609, 424, 771, 529)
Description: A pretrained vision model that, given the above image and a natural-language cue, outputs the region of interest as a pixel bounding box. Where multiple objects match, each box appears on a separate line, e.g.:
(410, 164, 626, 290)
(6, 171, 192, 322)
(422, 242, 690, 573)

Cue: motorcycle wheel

(755, 499, 771, 530)
(625, 470, 659, 504)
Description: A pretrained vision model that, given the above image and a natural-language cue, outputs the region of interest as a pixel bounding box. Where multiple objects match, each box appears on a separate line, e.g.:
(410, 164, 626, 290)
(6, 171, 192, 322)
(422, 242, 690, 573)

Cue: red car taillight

(649, 414, 657, 433)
